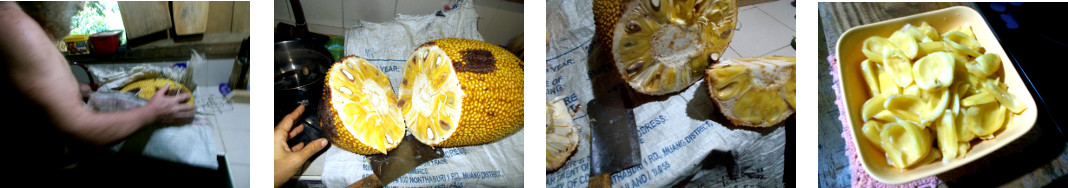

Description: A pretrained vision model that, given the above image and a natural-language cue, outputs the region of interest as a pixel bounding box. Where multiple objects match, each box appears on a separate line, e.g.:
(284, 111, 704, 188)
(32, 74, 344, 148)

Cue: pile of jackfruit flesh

(706, 57, 796, 127)
(325, 56, 406, 155)
(609, 0, 737, 95)
(546, 98, 579, 171)
(856, 23, 1028, 169)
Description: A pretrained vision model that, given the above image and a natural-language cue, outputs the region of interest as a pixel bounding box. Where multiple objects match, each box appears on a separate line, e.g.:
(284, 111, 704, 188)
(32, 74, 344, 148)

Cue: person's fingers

(173, 102, 195, 112)
(285, 105, 305, 122)
(275, 105, 305, 136)
(155, 83, 172, 98)
(295, 139, 328, 159)
(282, 141, 293, 152)
(289, 123, 305, 139)
(170, 92, 192, 102)
(291, 142, 305, 152)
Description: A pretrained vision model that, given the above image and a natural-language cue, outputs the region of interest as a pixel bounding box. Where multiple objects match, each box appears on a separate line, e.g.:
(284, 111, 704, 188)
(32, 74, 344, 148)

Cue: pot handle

(290, 0, 308, 34)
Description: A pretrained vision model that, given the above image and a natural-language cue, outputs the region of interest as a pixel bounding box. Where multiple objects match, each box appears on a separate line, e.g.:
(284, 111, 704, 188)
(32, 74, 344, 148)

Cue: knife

(350, 135, 444, 188)
(585, 45, 643, 188)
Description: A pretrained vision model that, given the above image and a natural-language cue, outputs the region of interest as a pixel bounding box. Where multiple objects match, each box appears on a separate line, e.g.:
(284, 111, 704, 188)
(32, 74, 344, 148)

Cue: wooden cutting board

(172, 1, 209, 36)
(118, 2, 172, 39)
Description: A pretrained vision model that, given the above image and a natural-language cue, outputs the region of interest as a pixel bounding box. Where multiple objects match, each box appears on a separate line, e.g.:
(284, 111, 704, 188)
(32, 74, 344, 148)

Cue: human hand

(275, 105, 328, 187)
(143, 83, 195, 125)
(79, 83, 92, 100)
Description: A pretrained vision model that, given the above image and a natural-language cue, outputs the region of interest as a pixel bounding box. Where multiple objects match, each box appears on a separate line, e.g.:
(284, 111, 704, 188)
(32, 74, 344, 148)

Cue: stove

(977, 2, 1065, 138)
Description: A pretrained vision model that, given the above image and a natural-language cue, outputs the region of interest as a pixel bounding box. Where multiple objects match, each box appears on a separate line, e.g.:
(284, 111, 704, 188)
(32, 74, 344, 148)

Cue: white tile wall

(343, 0, 397, 27)
(396, 0, 448, 16)
(480, 0, 523, 46)
(299, 0, 344, 27)
(275, 0, 523, 45)
(275, 0, 292, 22)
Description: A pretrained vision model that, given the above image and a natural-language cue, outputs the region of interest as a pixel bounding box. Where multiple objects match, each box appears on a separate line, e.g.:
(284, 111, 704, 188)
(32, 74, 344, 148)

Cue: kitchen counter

(198, 85, 250, 188)
(817, 3, 1068, 187)
(76, 54, 250, 187)
(193, 58, 250, 188)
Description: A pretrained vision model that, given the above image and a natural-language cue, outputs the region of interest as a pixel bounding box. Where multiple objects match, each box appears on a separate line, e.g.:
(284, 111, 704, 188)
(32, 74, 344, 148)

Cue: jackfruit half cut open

(606, 0, 738, 95)
(321, 56, 405, 155)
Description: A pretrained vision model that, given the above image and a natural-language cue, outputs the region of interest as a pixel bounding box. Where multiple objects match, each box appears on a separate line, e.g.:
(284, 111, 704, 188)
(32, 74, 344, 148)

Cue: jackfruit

(399, 38, 524, 147)
(546, 98, 579, 172)
(855, 22, 1029, 168)
(120, 78, 194, 104)
(594, 0, 738, 95)
(880, 121, 931, 169)
(912, 52, 955, 90)
(705, 56, 795, 127)
(320, 56, 405, 155)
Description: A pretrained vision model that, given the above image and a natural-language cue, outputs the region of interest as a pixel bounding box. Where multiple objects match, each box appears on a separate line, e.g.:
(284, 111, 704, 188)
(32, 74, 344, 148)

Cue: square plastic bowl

(834, 6, 1039, 185)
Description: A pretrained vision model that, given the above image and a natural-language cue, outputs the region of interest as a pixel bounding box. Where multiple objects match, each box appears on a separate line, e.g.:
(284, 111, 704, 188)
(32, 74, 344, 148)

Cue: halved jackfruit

(320, 56, 405, 155)
(400, 38, 524, 147)
(705, 56, 795, 127)
(546, 98, 579, 172)
(120, 78, 194, 104)
(596, 0, 738, 95)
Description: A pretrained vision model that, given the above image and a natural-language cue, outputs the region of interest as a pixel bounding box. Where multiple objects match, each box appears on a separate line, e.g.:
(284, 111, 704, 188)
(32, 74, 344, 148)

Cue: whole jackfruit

(594, 0, 738, 95)
(320, 56, 406, 155)
(398, 38, 524, 147)
(705, 56, 795, 127)
(120, 78, 194, 104)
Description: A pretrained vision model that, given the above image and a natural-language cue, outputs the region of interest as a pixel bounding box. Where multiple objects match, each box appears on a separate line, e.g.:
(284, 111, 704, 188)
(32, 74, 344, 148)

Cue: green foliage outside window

(70, 1, 125, 44)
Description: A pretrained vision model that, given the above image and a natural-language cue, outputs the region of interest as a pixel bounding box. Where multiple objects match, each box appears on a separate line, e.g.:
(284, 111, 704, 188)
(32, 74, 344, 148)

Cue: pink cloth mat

(828, 54, 942, 187)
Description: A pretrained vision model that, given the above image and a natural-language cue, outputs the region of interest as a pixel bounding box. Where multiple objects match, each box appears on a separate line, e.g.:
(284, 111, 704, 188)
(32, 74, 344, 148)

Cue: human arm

(0, 2, 194, 145)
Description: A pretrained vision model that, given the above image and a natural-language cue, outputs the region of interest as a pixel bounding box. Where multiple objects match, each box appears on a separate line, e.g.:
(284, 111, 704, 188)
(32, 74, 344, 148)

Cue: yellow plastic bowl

(835, 6, 1038, 185)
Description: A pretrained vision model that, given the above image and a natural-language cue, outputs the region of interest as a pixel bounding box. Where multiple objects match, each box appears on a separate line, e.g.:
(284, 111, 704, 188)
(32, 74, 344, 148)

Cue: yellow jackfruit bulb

(546, 98, 579, 172)
(400, 38, 524, 147)
(879, 121, 931, 169)
(595, 0, 738, 95)
(705, 56, 795, 127)
(320, 56, 406, 155)
(120, 78, 194, 104)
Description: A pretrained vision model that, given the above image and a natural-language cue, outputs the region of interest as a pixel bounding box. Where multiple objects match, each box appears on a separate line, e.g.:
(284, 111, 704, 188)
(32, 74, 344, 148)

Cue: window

(70, 1, 125, 44)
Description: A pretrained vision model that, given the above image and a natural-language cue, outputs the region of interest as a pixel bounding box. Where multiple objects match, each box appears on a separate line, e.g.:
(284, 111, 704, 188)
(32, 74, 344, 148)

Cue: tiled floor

(727, 0, 796, 58)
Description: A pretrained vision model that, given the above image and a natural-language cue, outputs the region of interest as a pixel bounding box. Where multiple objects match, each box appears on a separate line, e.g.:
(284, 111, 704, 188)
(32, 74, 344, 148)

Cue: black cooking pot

(275, 0, 333, 146)
(274, 40, 329, 123)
